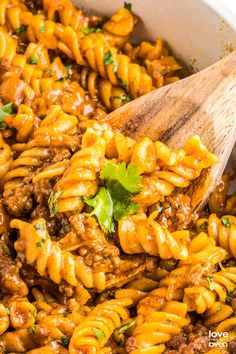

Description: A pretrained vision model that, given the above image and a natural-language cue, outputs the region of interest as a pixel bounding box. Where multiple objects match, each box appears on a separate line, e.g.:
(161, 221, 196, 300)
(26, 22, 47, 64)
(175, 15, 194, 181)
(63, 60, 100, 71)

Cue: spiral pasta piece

(0, 304, 9, 335)
(3, 146, 51, 193)
(102, 7, 136, 37)
(80, 34, 153, 98)
(118, 211, 189, 259)
(126, 290, 190, 354)
(123, 38, 182, 87)
(4, 104, 35, 142)
(42, 0, 91, 31)
(0, 132, 12, 181)
(54, 128, 106, 213)
(184, 267, 236, 312)
(132, 135, 217, 208)
(196, 214, 236, 257)
(79, 67, 129, 111)
(12, 218, 108, 291)
(69, 298, 132, 354)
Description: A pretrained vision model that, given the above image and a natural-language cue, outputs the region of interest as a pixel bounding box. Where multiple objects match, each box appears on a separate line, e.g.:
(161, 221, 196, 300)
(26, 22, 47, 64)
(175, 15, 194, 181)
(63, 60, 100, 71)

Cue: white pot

(74, 0, 236, 71)
(74, 0, 236, 170)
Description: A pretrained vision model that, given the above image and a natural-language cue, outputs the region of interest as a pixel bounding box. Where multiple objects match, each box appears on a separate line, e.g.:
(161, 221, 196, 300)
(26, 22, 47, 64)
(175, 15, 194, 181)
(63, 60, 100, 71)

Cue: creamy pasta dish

(0, 0, 235, 353)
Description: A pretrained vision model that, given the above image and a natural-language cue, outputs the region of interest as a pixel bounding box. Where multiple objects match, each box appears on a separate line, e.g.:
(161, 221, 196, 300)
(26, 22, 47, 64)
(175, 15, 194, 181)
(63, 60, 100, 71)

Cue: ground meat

(229, 340, 236, 353)
(155, 194, 197, 231)
(0, 199, 10, 238)
(158, 259, 178, 272)
(32, 179, 52, 205)
(231, 298, 236, 313)
(126, 336, 139, 352)
(3, 185, 33, 216)
(165, 322, 211, 354)
(0, 247, 28, 296)
(223, 258, 236, 267)
(31, 205, 59, 236)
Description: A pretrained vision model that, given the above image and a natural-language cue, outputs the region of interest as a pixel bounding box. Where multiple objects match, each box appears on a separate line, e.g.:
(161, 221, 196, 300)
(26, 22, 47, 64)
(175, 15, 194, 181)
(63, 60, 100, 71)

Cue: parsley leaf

(226, 295, 232, 303)
(221, 217, 231, 227)
(35, 242, 42, 248)
(104, 50, 118, 73)
(118, 78, 128, 90)
(104, 50, 113, 65)
(113, 94, 131, 102)
(82, 27, 103, 35)
(200, 221, 208, 230)
(64, 65, 73, 73)
(84, 163, 142, 232)
(206, 275, 215, 291)
(118, 319, 136, 334)
(61, 336, 69, 347)
(16, 25, 28, 34)
(48, 190, 63, 217)
(56, 76, 68, 82)
(84, 187, 114, 233)
(226, 288, 236, 303)
(34, 224, 45, 231)
(109, 182, 140, 221)
(124, 2, 132, 11)
(39, 25, 46, 33)
(31, 325, 36, 334)
(92, 328, 105, 341)
(100, 162, 143, 194)
(28, 56, 38, 65)
(0, 103, 15, 129)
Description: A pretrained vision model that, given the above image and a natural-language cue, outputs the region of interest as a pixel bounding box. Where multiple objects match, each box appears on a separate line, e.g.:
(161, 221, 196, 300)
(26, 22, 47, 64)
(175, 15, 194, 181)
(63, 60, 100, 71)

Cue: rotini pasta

(0, 0, 235, 352)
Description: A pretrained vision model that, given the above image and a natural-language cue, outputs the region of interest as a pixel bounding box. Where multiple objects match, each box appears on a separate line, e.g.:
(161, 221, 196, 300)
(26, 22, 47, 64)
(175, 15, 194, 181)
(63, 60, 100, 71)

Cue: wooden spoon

(107, 51, 236, 214)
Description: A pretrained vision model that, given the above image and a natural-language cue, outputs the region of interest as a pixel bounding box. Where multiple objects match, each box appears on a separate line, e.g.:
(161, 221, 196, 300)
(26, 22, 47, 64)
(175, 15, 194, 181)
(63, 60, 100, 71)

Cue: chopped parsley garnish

(31, 325, 36, 334)
(84, 162, 142, 233)
(226, 288, 236, 303)
(84, 187, 114, 233)
(100, 162, 143, 194)
(35, 242, 42, 248)
(16, 25, 28, 34)
(61, 336, 69, 347)
(104, 50, 118, 72)
(124, 2, 132, 11)
(200, 221, 208, 230)
(39, 25, 46, 33)
(118, 319, 136, 334)
(118, 78, 128, 90)
(92, 328, 105, 341)
(112, 94, 131, 102)
(221, 217, 231, 228)
(64, 65, 73, 73)
(6, 307, 10, 316)
(56, 76, 68, 82)
(34, 224, 45, 231)
(206, 275, 215, 291)
(28, 56, 38, 65)
(48, 190, 63, 217)
(0, 103, 15, 129)
(82, 27, 104, 35)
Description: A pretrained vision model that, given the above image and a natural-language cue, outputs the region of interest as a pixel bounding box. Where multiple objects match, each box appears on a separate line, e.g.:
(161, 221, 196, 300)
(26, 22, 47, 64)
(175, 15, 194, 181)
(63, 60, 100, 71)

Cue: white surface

(76, 0, 236, 72)
(221, 0, 236, 14)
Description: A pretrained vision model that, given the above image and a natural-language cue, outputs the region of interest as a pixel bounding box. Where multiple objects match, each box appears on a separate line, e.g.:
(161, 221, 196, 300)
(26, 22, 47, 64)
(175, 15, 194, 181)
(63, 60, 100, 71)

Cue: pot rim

(203, 0, 236, 31)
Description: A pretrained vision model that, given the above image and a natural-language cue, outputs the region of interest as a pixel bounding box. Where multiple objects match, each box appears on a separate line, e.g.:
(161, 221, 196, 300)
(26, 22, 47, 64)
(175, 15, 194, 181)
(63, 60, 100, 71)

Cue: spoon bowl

(107, 51, 236, 213)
